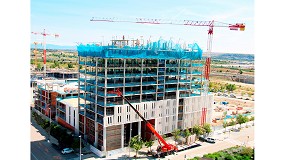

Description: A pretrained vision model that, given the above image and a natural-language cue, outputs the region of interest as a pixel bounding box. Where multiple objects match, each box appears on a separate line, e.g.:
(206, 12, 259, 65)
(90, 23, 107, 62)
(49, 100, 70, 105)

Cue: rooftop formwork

(77, 39, 203, 60)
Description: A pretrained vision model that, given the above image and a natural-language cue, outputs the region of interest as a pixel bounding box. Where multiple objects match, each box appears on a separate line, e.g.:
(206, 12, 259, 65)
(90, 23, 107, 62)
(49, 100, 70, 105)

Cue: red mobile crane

(108, 88, 178, 157)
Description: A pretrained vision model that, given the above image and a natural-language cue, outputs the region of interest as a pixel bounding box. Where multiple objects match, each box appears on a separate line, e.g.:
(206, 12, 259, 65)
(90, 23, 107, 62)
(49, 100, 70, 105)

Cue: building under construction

(77, 37, 213, 156)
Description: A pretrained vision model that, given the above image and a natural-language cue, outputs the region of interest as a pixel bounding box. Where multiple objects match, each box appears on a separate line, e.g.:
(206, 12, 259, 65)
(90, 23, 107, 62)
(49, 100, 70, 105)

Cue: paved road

(30, 115, 78, 160)
(168, 123, 254, 159)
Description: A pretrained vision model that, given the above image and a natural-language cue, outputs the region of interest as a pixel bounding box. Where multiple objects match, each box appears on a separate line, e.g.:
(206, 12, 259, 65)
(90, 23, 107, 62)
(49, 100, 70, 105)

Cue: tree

(37, 63, 43, 71)
(193, 125, 204, 140)
(236, 114, 245, 128)
(226, 84, 236, 91)
(203, 123, 212, 137)
(239, 69, 243, 74)
(68, 63, 74, 68)
(183, 128, 192, 145)
(130, 135, 144, 158)
(223, 121, 228, 133)
(145, 140, 154, 153)
(172, 129, 181, 145)
(229, 118, 236, 130)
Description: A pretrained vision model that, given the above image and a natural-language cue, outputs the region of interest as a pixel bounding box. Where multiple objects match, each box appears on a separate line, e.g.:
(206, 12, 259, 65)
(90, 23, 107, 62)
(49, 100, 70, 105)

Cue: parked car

(230, 94, 236, 98)
(205, 137, 216, 143)
(61, 148, 74, 154)
(199, 136, 216, 143)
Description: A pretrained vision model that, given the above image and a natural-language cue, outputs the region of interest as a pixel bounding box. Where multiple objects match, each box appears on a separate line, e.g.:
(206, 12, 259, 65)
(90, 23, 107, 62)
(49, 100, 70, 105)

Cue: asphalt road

(30, 116, 78, 160)
(168, 122, 254, 159)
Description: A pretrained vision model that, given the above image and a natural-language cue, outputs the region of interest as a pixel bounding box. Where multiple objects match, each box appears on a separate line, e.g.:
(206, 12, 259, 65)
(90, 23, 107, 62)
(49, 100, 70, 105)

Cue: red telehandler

(108, 88, 178, 157)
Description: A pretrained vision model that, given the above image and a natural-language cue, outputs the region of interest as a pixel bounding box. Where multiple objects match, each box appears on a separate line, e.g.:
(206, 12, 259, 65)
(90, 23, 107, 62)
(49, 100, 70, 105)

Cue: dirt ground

(210, 81, 255, 127)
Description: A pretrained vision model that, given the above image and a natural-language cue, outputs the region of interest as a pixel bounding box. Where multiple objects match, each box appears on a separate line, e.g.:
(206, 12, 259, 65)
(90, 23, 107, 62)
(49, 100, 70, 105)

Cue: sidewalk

(31, 113, 49, 140)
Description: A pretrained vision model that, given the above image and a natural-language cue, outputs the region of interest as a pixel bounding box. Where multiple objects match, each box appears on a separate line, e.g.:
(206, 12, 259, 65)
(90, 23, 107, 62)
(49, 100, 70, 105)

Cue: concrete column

(103, 126, 107, 152)
(121, 124, 124, 148)
(95, 122, 98, 147)
(138, 121, 141, 136)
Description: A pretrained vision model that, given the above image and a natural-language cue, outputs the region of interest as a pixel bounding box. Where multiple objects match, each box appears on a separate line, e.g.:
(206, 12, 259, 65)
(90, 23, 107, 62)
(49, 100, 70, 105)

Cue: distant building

(34, 80, 82, 133)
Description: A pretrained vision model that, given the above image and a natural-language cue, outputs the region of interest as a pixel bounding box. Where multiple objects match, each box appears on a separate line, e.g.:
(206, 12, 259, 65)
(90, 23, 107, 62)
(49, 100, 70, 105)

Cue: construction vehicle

(108, 88, 178, 157)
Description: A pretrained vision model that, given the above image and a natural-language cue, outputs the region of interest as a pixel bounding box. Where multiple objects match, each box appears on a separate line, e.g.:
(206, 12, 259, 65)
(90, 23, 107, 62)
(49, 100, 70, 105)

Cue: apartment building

(77, 38, 213, 155)
(34, 80, 81, 131)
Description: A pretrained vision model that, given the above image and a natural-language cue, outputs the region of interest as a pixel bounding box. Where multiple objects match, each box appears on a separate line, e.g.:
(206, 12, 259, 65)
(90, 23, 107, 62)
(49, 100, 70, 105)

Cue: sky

(31, 0, 254, 54)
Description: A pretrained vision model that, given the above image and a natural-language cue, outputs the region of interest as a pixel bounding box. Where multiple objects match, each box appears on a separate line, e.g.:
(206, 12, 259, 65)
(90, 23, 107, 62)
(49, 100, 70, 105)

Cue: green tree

(193, 125, 204, 139)
(68, 63, 74, 68)
(172, 129, 181, 145)
(223, 121, 228, 133)
(236, 114, 245, 128)
(239, 69, 243, 74)
(144, 140, 154, 153)
(183, 128, 192, 145)
(203, 123, 212, 137)
(130, 135, 144, 158)
(226, 84, 237, 91)
(79, 65, 83, 69)
(229, 118, 236, 130)
(37, 63, 43, 71)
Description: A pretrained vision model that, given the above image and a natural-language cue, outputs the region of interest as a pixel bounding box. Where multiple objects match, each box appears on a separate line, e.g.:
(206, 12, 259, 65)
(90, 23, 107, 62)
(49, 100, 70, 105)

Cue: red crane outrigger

(108, 88, 178, 156)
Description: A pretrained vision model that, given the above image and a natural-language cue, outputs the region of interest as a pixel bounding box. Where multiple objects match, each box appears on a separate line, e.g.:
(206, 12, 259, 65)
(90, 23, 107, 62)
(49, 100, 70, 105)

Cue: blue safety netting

(77, 39, 202, 60)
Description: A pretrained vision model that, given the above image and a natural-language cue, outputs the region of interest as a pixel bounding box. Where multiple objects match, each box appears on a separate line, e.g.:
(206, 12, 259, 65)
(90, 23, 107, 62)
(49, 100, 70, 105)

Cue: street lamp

(79, 135, 82, 160)
(49, 108, 51, 125)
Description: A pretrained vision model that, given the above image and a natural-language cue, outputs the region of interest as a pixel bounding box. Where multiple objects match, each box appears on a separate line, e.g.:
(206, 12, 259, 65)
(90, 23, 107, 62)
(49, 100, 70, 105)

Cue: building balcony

(125, 73, 141, 77)
(179, 94, 190, 98)
(165, 80, 178, 84)
(57, 107, 66, 112)
(86, 113, 95, 120)
(125, 91, 140, 95)
(191, 71, 202, 75)
(97, 110, 104, 116)
(142, 89, 156, 94)
(85, 95, 96, 103)
(86, 72, 96, 76)
(58, 114, 66, 121)
(191, 84, 201, 89)
(157, 93, 164, 97)
(142, 73, 157, 77)
(165, 72, 178, 76)
(179, 87, 189, 91)
(97, 118, 103, 125)
(142, 81, 156, 86)
(179, 80, 191, 83)
(166, 64, 178, 67)
(125, 82, 141, 87)
(192, 63, 203, 67)
(79, 70, 85, 74)
(165, 88, 177, 92)
(85, 105, 95, 112)
(107, 83, 124, 88)
(180, 63, 190, 67)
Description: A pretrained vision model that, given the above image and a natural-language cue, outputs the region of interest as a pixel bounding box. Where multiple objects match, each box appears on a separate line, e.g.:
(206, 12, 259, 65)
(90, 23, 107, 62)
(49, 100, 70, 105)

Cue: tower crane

(31, 29, 59, 77)
(91, 17, 245, 125)
(32, 42, 41, 70)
